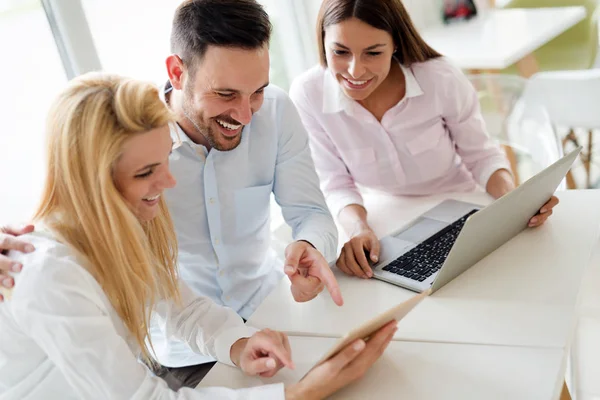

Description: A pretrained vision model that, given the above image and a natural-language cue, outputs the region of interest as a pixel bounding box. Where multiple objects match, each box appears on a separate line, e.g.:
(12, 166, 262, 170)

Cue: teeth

(143, 194, 160, 201)
(347, 78, 368, 85)
(217, 119, 242, 130)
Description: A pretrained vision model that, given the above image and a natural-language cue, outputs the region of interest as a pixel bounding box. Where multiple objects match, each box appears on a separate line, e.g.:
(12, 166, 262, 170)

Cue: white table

(420, 7, 586, 77)
(199, 337, 565, 400)
(198, 189, 600, 399)
(249, 190, 600, 349)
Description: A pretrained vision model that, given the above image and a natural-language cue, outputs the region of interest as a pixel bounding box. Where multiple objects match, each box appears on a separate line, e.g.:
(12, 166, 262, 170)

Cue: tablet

(310, 289, 430, 369)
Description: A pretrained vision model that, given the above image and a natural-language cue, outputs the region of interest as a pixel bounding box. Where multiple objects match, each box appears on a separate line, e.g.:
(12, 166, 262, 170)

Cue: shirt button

(225, 295, 231, 301)
(219, 270, 225, 277)
(214, 238, 220, 245)
(209, 198, 215, 204)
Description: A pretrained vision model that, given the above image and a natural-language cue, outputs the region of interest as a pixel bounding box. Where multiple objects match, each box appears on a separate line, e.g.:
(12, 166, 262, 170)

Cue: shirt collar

(322, 68, 354, 114)
(169, 122, 193, 151)
(161, 81, 200, 151)
(321, 60, 424, 114)
(401, 63, 424, 99)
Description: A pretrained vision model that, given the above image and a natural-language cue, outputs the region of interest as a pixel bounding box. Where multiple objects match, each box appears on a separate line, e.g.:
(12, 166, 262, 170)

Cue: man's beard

(182, 96, 243, 152)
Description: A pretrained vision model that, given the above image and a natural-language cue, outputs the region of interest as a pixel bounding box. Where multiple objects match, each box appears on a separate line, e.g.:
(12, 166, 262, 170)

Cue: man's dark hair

(170, 0, 272, 71)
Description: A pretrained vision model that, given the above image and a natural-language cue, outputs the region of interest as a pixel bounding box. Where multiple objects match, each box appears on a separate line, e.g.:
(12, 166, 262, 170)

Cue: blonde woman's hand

(285, 320, 397, 400)
(230, 329, 295, 378)
(0, 225, 35, 301)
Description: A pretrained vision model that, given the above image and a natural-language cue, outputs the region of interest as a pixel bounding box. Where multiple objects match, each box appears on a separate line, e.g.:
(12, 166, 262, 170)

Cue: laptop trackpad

(394, 217, 448, 243)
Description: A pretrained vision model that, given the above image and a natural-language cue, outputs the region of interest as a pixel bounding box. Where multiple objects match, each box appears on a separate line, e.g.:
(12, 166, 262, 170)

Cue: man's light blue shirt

(151, 85, 338, 367)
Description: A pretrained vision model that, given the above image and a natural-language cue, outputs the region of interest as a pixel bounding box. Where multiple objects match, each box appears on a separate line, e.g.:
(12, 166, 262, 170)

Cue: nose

(348, 57, 366, 78)
(231, 96, 253, 125)
(161, 168, 177, 190)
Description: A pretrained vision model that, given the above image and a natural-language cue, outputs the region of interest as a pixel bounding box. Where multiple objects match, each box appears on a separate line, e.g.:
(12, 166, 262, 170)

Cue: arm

(10, 255, 284, 400)
(273, 91, 343, 305)
(155, 282, 294, 377)
(289, 82, 364, 220)
(441, 64, 512, 195)
(273, 92, 338, 263)
(338, 204, 370, 240)
(289, 84, 378, 279)
(485, 169, 515, 199)
(152, 280, 256, 367)
(442, 64, 558, 226)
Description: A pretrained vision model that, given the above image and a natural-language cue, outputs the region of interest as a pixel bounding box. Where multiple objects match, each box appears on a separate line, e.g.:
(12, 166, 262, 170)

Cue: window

(81, 0, 180, 84)
(0, 0, 320, 230)
(260, 0, 319, 90)
(80, 0, 318, 89)
(0, 0, 67, 224)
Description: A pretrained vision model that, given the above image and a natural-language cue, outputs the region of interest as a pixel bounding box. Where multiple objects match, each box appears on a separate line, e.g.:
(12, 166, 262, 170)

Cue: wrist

(349, 221, 372, 238)
(296, 240, 314, 249)
(286, 241, 311, 257)
(285, 384, 310, 400)
(284, 386, 298, 400)
(486, 169, 515, 199)
(230, 337, 249, 367)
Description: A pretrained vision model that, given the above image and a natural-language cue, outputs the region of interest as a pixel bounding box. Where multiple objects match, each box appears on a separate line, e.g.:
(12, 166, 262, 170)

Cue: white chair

(520, 70, 600, 400)
(467, 74, 564, 186)
(521, 69, 600, 189)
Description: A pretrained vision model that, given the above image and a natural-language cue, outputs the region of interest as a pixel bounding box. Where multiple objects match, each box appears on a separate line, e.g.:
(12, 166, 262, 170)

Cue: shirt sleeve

(10, 255, 284, 400)
(440, 62, 512, 188)
(273, 89, 339, 263)
(289, 81, 364, 218)
(152, 280, 257, 367)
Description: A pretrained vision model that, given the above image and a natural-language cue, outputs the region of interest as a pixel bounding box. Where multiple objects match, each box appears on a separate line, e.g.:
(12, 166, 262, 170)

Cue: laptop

(371, 146, 582, 294)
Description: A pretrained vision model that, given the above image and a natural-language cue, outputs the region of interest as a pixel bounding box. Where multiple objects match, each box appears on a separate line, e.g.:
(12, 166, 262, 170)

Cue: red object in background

(443, 0, 478, 23)
(455, 5, 472, 18)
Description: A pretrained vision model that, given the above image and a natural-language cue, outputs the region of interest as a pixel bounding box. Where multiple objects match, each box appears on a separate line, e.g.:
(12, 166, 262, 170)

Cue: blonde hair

(34, 72, 180, 363)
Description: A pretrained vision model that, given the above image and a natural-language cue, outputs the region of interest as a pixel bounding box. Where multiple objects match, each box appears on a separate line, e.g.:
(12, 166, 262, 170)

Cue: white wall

(306, 0, 443, 33)
(402, 0, 444, 30)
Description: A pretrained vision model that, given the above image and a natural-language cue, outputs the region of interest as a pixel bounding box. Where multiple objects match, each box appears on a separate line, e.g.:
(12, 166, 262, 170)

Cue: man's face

(181, 45, 270, 151)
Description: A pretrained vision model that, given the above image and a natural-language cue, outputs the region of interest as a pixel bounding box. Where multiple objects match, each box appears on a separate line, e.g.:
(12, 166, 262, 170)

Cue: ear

(166, 54, 185, 90)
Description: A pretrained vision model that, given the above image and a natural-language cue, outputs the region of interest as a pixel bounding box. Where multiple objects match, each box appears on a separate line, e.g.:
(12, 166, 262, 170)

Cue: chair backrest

(468, 74, 563, 186)
(522, 69, 600, 130)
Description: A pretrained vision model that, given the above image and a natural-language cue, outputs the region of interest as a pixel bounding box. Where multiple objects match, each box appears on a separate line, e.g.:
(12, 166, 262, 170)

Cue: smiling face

(113, 125, 176, 222)
(178, 45, 270, 151)
(324, 17, 396, 102)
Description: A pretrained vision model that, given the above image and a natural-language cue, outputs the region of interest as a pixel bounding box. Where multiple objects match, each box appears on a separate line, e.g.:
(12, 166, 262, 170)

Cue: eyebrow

(213, 82, 270, 94)
(332, 42, 387, 51)
(135, 163, 160, 173)
(135, 141, 173, 173)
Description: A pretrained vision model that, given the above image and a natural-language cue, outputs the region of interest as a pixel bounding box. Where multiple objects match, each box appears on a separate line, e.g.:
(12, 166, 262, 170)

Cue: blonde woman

(0, 73, 396, 400)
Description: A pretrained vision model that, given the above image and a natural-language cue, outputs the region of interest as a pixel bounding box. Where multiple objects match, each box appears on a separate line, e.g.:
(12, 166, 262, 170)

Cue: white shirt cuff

(326, 190, 365, 218)
(212, 325, 258, 367)
(476, 158, 512, 189)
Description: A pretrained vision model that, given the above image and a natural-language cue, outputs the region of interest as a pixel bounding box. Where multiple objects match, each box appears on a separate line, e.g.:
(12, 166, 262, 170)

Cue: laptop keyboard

(382, 209, 478, 282)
